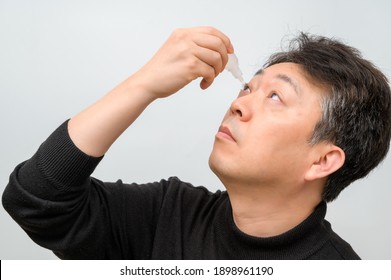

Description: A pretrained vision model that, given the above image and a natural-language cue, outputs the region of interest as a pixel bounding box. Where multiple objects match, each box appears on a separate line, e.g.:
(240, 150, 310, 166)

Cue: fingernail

(229, 43, 235, 54)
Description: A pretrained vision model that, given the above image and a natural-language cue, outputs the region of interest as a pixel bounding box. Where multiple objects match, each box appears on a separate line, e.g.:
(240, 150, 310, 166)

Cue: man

(3, 27, 391, 259)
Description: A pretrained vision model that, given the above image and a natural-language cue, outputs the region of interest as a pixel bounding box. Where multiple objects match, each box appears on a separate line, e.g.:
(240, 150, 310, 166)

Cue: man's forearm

(68, 76, 156, 157)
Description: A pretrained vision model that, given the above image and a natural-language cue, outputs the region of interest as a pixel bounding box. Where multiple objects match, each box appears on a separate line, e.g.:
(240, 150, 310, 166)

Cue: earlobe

(305, 145, 345, 182)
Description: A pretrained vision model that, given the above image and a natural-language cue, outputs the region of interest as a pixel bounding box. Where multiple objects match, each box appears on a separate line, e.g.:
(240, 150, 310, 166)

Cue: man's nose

(229, 93, 253, 122)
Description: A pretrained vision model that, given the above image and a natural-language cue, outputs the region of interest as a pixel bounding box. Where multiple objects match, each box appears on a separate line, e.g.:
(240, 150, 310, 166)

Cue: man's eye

(242, 83, 251, 93)
(270, 92, 280, 101)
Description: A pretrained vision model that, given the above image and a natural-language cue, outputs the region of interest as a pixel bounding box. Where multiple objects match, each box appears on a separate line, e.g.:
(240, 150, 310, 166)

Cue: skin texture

(68, 27, 345, 238)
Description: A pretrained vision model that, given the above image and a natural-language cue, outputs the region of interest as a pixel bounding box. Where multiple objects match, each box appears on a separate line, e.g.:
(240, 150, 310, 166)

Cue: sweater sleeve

(2, 120, 164, 259)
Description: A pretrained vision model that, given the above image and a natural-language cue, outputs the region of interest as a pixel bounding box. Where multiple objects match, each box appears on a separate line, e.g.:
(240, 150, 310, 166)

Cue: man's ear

(305, 144, 345, 182)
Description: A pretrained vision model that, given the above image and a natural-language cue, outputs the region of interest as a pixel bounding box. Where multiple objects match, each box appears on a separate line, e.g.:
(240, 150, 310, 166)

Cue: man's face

(209, 62, 324, 190)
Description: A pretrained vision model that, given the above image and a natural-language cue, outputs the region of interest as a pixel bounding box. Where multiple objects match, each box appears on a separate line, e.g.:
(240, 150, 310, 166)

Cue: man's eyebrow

(276, 74, 300, 96)
(255, 69, 300, 96)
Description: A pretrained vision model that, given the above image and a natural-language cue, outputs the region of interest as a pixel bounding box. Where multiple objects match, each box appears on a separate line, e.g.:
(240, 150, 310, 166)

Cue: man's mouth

(217, 125, 236, 142)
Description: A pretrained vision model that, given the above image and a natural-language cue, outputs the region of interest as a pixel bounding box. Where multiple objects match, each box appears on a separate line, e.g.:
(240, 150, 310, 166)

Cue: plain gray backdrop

(1, 0, 390, 259)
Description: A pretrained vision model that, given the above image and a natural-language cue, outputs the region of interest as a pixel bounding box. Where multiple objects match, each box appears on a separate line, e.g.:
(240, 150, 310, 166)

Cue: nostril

(236, 110, 243, 117)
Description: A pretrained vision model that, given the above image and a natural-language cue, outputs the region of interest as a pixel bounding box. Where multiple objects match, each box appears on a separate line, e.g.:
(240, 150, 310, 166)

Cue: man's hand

(68, 27, 233, 157)
(132, 26, 234, 99)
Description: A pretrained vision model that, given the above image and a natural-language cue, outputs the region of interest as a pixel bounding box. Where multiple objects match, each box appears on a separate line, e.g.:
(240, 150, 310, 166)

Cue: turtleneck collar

(213, 195, 329, 259)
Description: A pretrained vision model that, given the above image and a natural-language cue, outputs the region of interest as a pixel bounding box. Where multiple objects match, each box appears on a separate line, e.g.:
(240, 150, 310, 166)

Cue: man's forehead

(253, 63, 302, 96)
(255, 62, 303, 77)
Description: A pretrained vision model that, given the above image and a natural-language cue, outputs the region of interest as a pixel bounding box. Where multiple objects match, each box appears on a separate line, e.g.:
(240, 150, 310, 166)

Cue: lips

(217, 125, 236, 142)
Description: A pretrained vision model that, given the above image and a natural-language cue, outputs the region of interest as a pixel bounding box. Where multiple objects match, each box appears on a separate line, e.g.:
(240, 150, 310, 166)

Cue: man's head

(209, 33, 391, 202)
(265, 33, 391, 201)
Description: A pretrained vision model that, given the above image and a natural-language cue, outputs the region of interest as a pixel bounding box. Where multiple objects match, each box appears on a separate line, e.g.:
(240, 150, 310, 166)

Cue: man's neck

(226, 182, 323, 238)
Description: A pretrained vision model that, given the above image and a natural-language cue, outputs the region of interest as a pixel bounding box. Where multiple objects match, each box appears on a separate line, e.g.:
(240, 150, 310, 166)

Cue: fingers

(172, 26, 233, 73)
(188, 55, 217, 90)
(154, 26, 233, 92)
(188, 27, 234, 89)
(191, 26, 234, 54)
(194, 46, 223, 78)
(192, 33, 229, 74)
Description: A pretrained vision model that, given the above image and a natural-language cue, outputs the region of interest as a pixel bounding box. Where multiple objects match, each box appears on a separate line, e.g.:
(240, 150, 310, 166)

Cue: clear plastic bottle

(225, 53, 245, 85)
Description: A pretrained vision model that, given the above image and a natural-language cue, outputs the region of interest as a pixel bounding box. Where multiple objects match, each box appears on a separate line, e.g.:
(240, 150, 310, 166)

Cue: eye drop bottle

(225, 53, 245, 85)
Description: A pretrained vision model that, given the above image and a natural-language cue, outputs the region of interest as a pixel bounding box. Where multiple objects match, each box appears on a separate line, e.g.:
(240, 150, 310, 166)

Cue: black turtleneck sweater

(2, 121, 360, 259)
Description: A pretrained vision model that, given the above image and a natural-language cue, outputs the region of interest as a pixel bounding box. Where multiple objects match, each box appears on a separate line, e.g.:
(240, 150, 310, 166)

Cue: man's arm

(2, 27, 233, 259)
(68, 26, 233, 157)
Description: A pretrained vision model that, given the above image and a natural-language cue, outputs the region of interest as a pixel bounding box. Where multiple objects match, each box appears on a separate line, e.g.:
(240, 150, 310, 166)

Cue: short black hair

(264, 33, 391, 202)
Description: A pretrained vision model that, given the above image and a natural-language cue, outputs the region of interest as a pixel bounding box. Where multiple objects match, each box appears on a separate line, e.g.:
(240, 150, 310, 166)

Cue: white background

(1, 0, 390, 259)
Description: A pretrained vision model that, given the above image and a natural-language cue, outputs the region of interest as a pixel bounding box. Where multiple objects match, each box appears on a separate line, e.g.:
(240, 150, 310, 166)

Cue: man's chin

(208, 153, 233, 188)
(208, 154, 218, 175)
(208, 153, 223, 179)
